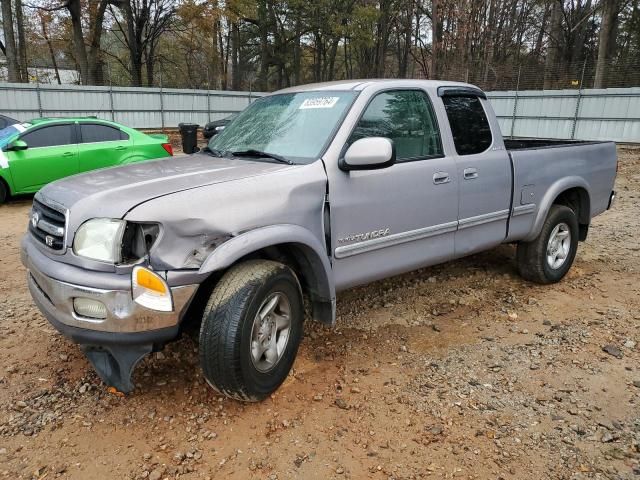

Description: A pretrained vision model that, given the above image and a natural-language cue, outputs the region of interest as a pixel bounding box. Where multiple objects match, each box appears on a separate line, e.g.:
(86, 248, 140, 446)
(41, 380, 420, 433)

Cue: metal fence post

(510, 66, 521, 138)
(159, 71, 165, 131)
(207, 68, 211, 123)
(108, 65, 115, 121)
(570, 60, 587, 140)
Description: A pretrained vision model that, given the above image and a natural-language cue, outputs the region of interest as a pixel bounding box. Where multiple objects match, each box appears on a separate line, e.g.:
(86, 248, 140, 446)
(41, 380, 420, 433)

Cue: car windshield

(208, 91, 357, 164)
(0, 125, 20, 147)
(0, 123, 30, 149)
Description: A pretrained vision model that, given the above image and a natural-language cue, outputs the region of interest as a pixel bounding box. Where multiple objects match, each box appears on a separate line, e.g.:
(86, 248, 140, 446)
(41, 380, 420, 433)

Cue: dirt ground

(1, 147, 639, 480)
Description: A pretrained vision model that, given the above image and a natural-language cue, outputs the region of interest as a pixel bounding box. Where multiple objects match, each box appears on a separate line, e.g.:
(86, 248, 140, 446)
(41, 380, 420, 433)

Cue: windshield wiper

(232, 149, 294, 165)
(202, 146, 233, 158)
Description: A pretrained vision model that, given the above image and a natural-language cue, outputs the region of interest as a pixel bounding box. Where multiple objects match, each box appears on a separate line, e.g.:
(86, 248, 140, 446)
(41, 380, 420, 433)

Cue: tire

(0, 181, 7, 204)
(199, 260, 304, 401)
(516, 205, 579, 284)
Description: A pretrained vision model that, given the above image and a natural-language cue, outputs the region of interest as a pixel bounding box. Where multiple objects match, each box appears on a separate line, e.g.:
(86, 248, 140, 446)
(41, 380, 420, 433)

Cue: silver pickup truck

(21, 80, 617, 400)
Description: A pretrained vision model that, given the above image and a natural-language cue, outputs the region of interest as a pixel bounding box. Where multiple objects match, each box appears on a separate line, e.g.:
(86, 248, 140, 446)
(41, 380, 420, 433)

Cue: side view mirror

(339, 137, 395, 171)
(8, 139, 28, 151)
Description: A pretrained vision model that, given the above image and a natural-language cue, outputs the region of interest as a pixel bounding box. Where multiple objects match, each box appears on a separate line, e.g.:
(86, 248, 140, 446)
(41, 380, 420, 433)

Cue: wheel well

(181, 242, 333, 335)
(552, 187, 590, 240)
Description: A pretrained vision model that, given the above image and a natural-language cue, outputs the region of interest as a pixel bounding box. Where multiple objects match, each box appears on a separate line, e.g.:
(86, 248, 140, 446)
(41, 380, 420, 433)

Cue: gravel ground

(0, 147, 638, 479)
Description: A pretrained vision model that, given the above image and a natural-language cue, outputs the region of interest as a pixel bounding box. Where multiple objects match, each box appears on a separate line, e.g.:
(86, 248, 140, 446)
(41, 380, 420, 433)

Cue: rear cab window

(442, 95, 492, 155)
(80, 124, 128, 143)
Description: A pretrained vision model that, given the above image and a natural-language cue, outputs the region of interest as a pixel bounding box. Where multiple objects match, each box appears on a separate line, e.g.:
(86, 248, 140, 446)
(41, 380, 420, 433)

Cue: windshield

(0, 123, 30, 149)
(0, 125, 20, 147)
(208, 91, 357, 164)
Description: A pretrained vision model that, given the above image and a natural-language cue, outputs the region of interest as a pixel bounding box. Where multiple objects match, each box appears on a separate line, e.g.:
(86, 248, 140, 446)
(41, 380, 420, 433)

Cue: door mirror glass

(340, 137, 395, 171)
(9, 139, 28, 151)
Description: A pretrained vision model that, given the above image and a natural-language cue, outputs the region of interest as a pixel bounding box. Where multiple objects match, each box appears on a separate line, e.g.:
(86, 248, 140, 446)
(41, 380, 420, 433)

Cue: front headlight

(73, 218, 126, 263)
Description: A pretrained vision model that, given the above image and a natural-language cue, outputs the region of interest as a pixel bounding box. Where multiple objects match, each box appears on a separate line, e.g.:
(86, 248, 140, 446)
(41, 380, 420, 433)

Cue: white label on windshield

(0, 151, 8, 169)
(299, 97, 340, 109)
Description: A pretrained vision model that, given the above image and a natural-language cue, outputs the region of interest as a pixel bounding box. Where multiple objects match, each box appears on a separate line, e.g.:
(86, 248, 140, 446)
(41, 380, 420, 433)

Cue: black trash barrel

(178, 123, 199, 154)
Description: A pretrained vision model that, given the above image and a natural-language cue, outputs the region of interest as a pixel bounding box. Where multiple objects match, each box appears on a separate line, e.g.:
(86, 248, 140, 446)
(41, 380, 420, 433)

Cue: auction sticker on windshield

(299, 97, 340, 109)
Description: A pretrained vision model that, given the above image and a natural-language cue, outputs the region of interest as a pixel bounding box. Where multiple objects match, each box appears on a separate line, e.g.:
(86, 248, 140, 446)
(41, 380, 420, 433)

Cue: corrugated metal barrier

(1, 82, 639, 142)
(487, 87, 640, 143)
(0, 83, 265, 129)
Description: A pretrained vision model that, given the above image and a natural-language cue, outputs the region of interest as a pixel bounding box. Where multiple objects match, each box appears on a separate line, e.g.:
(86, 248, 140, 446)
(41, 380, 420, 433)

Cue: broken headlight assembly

(73, 219, 160, 264)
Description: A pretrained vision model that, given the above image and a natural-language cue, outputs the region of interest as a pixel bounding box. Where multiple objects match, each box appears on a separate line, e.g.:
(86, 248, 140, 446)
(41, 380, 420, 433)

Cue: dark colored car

(0, 114, 19, 130)
(202, 113, 239, 139)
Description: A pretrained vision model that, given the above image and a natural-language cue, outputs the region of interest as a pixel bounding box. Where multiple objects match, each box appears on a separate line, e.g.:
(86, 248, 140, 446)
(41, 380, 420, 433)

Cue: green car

(0, 117, 174, 203)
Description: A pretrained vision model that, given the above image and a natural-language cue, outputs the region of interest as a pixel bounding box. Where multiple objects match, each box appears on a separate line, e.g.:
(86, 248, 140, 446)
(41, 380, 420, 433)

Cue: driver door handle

(433, 172, 450, 185)
(62, 151, 74, 157)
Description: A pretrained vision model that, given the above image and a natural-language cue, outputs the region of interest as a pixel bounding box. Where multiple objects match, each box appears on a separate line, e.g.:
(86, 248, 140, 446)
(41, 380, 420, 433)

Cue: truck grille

(29, 198, 67, 251)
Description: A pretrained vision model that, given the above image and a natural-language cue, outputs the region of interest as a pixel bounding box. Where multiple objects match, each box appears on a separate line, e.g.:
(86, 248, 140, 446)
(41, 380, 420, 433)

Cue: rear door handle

(62, 151, 74, 157)
(464, 167, 478, 180)
(433, 172, 450, 185)
(115, 145, 126, 151)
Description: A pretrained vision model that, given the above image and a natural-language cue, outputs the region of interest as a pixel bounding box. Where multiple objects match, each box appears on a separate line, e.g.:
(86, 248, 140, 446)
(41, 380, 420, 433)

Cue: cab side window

(21, 125, 74, 148)
(349, 90, 443, 161)
(442, 96, 492, 155)
(80, 124, 128, 143)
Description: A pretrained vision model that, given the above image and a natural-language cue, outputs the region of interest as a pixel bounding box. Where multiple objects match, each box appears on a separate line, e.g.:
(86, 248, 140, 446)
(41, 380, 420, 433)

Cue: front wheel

(199, 260, 304, 401)
(0, 181, 7, 204)
(516, 205, 579, 284)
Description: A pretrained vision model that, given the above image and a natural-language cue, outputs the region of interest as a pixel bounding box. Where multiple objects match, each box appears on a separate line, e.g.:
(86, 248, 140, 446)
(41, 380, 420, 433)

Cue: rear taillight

(162, 143, 173, 156)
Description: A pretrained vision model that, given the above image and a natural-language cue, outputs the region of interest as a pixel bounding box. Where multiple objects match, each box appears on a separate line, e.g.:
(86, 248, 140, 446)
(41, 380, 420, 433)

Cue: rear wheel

(198, 260, 304, 401)
(516, 205, 579, 284)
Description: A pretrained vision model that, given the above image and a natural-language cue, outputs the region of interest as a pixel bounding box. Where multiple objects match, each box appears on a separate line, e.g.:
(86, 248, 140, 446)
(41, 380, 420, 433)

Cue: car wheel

(199, 260, 304, 401)
(516, 205, 579, 284)
(0, 181, 7, 204)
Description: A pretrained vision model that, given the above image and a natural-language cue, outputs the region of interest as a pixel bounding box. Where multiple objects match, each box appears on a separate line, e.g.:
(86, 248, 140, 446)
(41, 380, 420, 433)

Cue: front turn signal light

(132, 266, 173, 312)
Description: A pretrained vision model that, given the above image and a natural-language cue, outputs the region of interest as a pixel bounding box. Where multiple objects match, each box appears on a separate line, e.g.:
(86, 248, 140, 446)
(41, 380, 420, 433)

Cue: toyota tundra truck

(21, 80, 617, 400)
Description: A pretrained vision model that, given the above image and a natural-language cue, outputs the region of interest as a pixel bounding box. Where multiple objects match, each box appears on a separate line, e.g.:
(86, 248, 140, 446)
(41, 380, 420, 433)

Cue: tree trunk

(66, 0, 90, 84)
(375, 0, 391, 77)
(15, 0, 27, 82)
(594, 0, 619, 88)
(1, 0, 20, 83)
(40, 13, 61, 84)
(544, 0, 562, 89)
(431, 0, 442, 78)
(87, 0, 109, 85)
(293, 14, 301, 85)
(257, 0, 270, 90)
(120, 0, 143, 87)
(231, 22, 241, 90)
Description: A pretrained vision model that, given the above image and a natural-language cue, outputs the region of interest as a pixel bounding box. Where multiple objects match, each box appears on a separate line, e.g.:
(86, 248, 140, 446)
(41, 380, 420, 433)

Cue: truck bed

(505, 140, 617, 243)
(504, 137, 603, 150)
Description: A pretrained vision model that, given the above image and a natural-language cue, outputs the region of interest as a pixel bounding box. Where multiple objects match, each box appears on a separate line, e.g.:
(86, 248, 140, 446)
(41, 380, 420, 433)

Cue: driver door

(9, 123, 79, 192)
(326, 89, 459, 290)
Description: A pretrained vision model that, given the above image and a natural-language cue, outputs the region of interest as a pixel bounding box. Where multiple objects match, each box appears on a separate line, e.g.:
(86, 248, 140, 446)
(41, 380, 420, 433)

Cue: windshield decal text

(299, 97, 340, 110)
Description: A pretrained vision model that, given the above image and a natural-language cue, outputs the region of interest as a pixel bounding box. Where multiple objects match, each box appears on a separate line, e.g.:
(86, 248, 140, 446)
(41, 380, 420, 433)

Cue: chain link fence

(427, 58, 640, 92)
(2, 56, 640, 92)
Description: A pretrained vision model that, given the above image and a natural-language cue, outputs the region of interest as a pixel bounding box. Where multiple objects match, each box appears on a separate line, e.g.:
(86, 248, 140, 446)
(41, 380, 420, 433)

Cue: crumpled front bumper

(21, 234, 199, 392)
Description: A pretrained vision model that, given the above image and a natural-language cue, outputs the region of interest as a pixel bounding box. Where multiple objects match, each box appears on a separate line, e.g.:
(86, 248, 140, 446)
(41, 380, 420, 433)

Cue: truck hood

(39, 153, 294, 227)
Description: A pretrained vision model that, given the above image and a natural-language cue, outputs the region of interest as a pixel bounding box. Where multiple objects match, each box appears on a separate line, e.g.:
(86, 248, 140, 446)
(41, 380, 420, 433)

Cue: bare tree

(110, 0, 175, 87)
(1, 0, 21, 82)
(594, 0, 622, 87)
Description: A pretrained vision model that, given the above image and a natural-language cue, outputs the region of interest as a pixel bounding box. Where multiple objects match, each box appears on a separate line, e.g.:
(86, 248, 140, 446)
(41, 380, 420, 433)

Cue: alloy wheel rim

(250, 292, 292, 373)
(546, 222, 571, 270)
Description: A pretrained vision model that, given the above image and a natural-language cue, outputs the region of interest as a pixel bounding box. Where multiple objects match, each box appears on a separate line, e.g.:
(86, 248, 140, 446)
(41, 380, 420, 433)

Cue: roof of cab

(275, 79, 479, 94)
